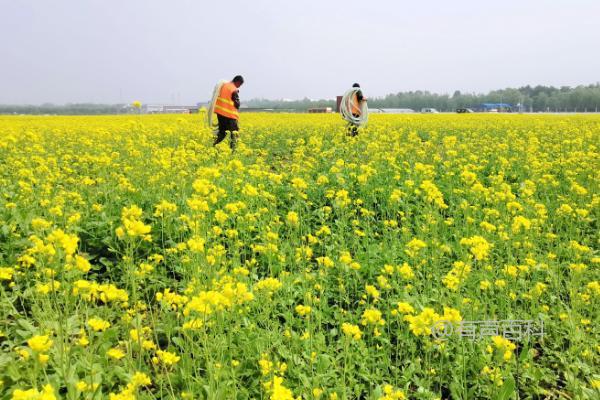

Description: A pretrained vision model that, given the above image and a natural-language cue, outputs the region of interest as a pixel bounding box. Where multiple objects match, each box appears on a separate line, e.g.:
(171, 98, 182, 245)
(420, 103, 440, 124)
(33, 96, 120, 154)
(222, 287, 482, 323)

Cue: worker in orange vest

(214, 75, 244, 149)
(348, 83, 366, 136)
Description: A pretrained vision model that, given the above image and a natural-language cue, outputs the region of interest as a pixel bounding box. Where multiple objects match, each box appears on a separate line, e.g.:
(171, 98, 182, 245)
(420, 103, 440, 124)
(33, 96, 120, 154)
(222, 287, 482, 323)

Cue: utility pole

(519, 95, 524, 113)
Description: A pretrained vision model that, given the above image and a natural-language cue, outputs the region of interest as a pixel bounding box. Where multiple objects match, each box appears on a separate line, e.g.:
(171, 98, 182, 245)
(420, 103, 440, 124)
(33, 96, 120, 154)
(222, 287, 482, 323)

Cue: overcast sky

(1, 0, 599, 104)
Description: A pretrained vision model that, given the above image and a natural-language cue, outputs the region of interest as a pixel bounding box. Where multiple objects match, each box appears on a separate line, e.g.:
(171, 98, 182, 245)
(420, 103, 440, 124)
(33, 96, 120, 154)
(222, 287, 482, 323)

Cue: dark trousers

(347, 113, 360, 137)
(214, 114, 239, 150)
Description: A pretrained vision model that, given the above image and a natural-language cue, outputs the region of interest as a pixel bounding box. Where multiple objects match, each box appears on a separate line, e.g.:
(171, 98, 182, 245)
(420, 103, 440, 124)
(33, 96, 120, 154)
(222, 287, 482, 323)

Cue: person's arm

(232, 90, 240, 109)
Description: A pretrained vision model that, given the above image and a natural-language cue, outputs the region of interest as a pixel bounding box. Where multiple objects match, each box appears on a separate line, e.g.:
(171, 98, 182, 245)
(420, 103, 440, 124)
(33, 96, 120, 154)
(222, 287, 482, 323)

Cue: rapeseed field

(0, 114, 598, 399)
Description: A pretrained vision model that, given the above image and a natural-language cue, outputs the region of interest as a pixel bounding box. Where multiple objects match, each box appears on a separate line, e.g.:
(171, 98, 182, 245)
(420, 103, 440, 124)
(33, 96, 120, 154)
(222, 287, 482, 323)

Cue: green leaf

(0, 353, 13, 369)
(450, 381, 465, 400)
(495, 375, 515, 400)
(172, 336, 185, 349)
(519, 343, 529, 363)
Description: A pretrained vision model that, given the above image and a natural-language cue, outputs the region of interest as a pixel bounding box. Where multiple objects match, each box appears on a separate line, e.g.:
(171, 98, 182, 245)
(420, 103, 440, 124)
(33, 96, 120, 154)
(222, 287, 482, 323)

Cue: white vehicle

(421, 108, 439, 114)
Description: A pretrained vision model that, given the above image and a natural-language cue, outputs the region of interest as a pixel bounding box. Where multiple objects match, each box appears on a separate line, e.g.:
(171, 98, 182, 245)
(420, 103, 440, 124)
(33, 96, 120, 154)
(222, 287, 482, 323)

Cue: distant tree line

(2, 84, 600, 114)
(367, 84, 600, 112)
(244, 98, 334, 111)
(246, 84, 600, 112)
(0, 103, 130, 115)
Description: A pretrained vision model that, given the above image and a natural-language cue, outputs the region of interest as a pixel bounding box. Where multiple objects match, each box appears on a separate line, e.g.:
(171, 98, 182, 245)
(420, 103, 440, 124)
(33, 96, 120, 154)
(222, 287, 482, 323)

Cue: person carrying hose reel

(341, 83, 368, 137)
(208, 75, 244, 150)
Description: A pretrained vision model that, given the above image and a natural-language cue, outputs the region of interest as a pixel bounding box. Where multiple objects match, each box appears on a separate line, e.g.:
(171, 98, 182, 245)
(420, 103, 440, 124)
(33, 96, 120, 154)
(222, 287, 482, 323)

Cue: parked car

(456, 108, 474, 113)
(421, 108, 439, 114)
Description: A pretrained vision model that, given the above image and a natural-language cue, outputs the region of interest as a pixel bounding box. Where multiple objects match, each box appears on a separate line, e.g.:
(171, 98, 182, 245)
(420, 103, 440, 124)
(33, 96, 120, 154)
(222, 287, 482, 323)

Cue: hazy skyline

(1, 0, 599, 104)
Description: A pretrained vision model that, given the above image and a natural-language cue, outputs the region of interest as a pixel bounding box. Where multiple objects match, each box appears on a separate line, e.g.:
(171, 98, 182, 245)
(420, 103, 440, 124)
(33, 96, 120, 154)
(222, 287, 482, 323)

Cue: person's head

(233, 75, 244, 88)
(352, 83, 360, 88)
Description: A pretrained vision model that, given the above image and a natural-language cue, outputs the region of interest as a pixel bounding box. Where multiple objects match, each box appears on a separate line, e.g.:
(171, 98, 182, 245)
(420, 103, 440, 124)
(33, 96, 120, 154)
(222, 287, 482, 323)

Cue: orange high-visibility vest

(351, 92, 361, 115)
(214, 82, 239, 120)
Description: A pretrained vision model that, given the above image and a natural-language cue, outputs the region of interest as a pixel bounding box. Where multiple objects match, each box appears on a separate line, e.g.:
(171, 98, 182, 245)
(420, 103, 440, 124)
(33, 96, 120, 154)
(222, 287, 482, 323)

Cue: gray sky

(1, 0, 599, 104)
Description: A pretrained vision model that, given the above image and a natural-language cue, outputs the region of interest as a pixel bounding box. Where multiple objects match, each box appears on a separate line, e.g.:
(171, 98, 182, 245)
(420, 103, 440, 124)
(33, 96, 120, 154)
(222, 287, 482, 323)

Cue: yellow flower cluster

(378, 384, 406, 400)
(11, 384, 56, 400)
(460, 236, 492, 261)
(419, 180, 448, 209)
(255, 277, 283, 294)
(490, 336, 517, 361)
(442, 261, 472, 291)
(341, 323, 363, 340)
(116, 205, 152, 240)
(403, 306, 462, 337)
(153, 350, 181, 366)
(108, 371, 151, 400)
(295, 304, 312, 317)
(27, 335, 53, 353)
(73, 280, 129, 304)
(184, 282, 253, 316)
(87, 317, 111, 332)
(46, 229, 79, 256)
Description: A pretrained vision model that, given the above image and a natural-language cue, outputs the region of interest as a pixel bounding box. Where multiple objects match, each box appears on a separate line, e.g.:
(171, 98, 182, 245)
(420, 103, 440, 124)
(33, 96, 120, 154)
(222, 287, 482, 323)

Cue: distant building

(163, 105, 199, 114)
(336, 96, 343, 113)
(369, 108, 415, 114)
(477, 103, 513, 112)
(239, 107, 297, 113)
(307, 107, 333, 113)
(142, 104, 199, 114)
(143, 104, 164, 113)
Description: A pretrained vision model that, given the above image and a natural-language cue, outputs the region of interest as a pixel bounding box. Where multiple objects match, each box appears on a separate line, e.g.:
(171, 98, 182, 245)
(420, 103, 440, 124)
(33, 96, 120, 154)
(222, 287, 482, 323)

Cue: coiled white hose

(340, 88, 368, 126)
(206, 80, 227, 129)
